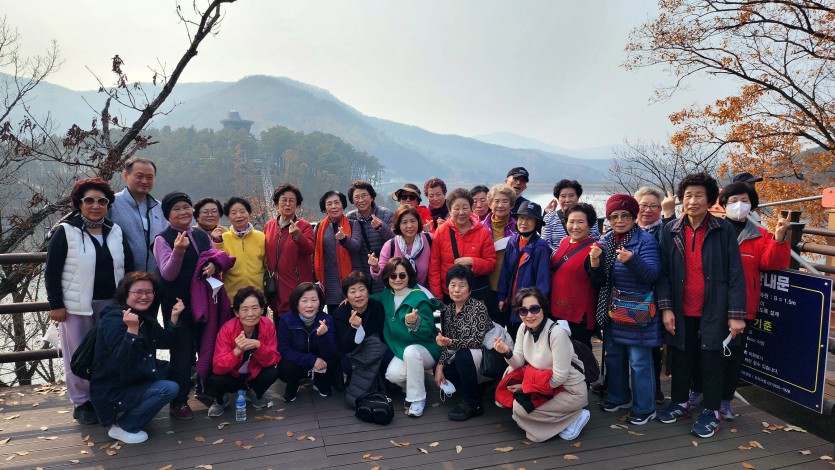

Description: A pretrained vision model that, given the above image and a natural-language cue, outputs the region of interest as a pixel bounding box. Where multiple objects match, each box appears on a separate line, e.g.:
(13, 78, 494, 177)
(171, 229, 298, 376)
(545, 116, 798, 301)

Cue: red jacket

(212, 316, 281, 380)
(429, 215, 497, 299)
(264, 217, 315, 316)
(738, 223, 791, 319)
(550, 237, 599, 329)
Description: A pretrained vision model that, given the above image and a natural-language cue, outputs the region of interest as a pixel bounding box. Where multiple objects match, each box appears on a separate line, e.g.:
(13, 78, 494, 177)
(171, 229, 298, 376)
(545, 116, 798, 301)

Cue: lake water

(528, 192, 609, 219)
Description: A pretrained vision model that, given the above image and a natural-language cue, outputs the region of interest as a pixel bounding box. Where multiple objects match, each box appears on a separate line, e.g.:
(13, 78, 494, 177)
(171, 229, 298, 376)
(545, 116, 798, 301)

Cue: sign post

(740, 269, 832, 413)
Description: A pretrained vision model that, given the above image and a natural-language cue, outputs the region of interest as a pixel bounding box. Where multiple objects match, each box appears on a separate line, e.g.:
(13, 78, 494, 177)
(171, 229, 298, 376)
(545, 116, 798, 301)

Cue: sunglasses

(518, 305, 542, 316)
(607, 213, 633, 221)
(388, 272, 408, 280)
(82, 197, 110, 206)
(400, 194, 418, 201)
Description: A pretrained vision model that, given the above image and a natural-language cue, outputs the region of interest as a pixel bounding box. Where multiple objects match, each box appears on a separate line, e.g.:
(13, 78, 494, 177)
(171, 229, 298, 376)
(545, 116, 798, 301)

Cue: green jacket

(374, 288, 442, 361)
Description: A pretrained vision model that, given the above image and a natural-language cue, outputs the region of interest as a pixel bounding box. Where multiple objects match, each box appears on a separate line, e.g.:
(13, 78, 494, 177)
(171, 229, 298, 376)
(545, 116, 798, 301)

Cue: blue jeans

(118, 380, 178, 432)
(604, 328, 655, 414)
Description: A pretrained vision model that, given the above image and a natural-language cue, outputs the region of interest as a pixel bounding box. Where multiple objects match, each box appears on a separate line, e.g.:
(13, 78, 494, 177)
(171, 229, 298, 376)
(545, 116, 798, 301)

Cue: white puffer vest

(60, 222, 125, 316)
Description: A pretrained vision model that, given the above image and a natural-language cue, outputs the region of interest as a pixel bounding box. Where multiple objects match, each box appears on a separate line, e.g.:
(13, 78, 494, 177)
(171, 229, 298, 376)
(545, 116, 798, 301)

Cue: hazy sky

(6, 0, 739, 149)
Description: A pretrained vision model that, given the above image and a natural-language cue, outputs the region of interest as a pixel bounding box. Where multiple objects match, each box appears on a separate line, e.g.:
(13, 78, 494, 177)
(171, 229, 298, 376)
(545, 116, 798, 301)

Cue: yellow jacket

(215, 225, 266, 301)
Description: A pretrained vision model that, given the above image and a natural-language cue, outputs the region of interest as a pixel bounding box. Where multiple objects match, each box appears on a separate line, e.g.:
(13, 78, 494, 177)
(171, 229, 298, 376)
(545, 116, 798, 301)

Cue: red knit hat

(605, 194, 640, 219)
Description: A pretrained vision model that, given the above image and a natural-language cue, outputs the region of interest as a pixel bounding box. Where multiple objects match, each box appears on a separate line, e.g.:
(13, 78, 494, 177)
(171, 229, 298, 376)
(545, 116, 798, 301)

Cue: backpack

(354, 392, 394, 425)
(70, 324, 98, 380)
(548, 323, 600, 387)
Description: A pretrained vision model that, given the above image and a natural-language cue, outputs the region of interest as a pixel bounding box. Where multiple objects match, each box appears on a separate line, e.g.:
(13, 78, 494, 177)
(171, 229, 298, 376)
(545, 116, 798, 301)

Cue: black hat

(732, 172, 763, 183)
(512, 201, 543, 221)
(391, 183, 422, 202)
(161, 191, 192, 220)
(506, 167, 530, 182)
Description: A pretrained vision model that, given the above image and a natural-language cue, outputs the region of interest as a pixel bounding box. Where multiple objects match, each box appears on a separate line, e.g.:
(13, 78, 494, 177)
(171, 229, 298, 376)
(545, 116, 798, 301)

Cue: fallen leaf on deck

(242, 445, 254, 450)
(390, 440, 401, 447)
(255, 433, 265, 440)
(111, 443, 121, 450)
(212, 439, 224, 445)
(0, 438, 8, 445)
(363, 453, 372, 458)
(799, 450, 812, 455)
(88, 442, 95, 448)
(57, 410, 69, 414)
(521, 440, 532, 445)
(742, 463, 755, 469)
(749, 441, 763, 449)
(369, 455, 383, 460)
(286, 431, 294, 437)
(177, 440, 182, 444)
(43, 436, 57, 441)
(628, 431, 644, 436)
(32, 403, 39, 407)
(739, 446, 751, 450)
(731, 428, 738, 433)
(494, 447, 513, 452)
(295, 435, 307, 441)
(3, 415, 20, 420)
(165, 431, 174, 434)
(785, 425, 808, 433)
(15, 451, 29, 456)
(371, 467, 380, 470)
(822, 456, 834, 460)
(5, 455, 15, 461)
(429, 442, 439, 447)
(399, 442, 410, 446)
(456, 445, 462, 454)
(196, 465, 214, 469)
(618, 415, 627, 422)
(418, 448, 428, 454)
(99, 443, 109, 449)
(235, 440, 243, 446)
(105, 450, 117, 456)
(82, 435, 90, 442)
(275, 416, 285, 420)
(564, 454, 580, 460)
(572, 442, 582, 448)
(217, 422, 230, 430)
(159, 465, 173, 470)
(761, 421, 769, 428)
(307, 436, 315, 441)
(80, 450, 89, 455)
(692, 441, 698, 447)
(69, 459, 80, 463)
(195, 437, 205, 443)
(40, 426, 48, 431)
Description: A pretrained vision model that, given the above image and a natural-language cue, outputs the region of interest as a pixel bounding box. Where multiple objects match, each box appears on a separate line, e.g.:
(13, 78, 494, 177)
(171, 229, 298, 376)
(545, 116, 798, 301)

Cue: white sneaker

(108, 423, 148, 444)
(558, 409, 590, 441)
(407, 399, 425, 417)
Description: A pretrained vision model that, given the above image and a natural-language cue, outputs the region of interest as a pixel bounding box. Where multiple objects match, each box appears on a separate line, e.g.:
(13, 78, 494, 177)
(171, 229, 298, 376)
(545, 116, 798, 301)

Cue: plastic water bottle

(235, 389, 246, 422)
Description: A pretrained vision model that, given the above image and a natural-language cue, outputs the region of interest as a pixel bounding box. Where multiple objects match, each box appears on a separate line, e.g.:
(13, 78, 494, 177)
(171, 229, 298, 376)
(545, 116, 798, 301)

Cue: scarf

(234, 224, 253, 238)
(429, 204, 449, 222)
(396, 233, 425, 274)
(594, 224, 639, 327)
(314, 215, 353, 295)
(80, 214, 104, 229)
(490, 213, 510, 239)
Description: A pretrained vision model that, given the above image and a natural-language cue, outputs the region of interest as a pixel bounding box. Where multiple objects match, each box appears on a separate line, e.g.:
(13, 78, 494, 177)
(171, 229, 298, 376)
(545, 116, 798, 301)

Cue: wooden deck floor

(1, 376, 832, 470)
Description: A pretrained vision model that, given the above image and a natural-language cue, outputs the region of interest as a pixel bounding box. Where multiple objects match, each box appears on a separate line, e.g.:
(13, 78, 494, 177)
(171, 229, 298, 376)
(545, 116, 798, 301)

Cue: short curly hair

(318, 190, 348, 213)
(193, 197, 224, 218)
(272, 183, 303, 206)
(446, 188, 473, 210)
(348, 180, 377, 202)
(232, 286, 267, 312)
(553, 179, 583, 199)
(565, 202, 597, 226)
(487, 183, 517, 207)
(223, 196, 252, 215)
(70, 177, 116, 211)
(424, 177, 447, 195)
(341, 270, 371, 296)
(676, 172, 719, 206)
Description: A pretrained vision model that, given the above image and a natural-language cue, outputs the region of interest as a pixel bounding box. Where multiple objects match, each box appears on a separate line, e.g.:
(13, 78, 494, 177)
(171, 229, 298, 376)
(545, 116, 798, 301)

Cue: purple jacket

(482, 216, 517, 238)
(190, 249, 236, 384)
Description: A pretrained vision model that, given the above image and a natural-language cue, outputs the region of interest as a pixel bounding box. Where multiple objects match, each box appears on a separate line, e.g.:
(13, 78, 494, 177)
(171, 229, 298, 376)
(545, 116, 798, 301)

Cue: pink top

(373, 233, 433, 287)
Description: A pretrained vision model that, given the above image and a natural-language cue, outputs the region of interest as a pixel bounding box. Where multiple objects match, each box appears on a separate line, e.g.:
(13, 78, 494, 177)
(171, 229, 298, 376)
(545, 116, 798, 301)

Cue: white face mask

(725, 201, 751, 221)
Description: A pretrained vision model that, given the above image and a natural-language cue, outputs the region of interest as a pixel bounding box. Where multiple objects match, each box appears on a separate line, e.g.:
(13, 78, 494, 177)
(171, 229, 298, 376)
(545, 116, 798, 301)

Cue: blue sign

(740, 269, 831, 413)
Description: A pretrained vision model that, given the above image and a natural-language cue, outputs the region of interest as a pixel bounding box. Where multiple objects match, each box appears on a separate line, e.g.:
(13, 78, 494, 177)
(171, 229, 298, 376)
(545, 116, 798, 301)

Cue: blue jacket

(593, 227, 662, 347)
(90, 303, 176, 427)
(277, 311, 338, 369)
(498, 234, 552, 321)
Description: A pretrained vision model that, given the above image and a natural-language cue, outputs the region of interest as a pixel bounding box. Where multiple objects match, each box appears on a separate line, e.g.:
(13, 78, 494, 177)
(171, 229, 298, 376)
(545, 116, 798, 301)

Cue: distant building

(220, 110, 254, 132)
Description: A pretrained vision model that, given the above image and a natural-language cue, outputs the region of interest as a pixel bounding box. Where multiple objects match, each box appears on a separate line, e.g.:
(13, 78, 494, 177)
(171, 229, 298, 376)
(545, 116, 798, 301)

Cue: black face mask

(518, 229, 536, 238)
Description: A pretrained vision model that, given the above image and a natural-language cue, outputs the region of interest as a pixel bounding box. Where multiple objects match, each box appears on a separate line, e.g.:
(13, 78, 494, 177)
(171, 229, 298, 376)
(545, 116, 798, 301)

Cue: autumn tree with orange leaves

(625, 0, 835, 227)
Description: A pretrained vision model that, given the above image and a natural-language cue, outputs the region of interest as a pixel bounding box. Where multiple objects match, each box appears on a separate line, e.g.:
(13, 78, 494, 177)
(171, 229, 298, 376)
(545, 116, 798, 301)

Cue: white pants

(385, 344, 435, 402)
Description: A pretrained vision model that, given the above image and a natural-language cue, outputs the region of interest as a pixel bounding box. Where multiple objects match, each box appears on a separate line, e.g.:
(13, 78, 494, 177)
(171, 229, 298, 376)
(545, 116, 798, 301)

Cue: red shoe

(169, 403, 194, 421)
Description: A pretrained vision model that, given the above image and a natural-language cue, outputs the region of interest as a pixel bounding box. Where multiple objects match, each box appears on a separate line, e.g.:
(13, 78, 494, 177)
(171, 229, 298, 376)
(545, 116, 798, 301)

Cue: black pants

(670, 316, 725, 410)
(162, 305, 195, 406)
(277, 358, 335, 391)
(440, 349, 480, 406)
(692, 321, 749, 401)
(206, 367, 280, 403)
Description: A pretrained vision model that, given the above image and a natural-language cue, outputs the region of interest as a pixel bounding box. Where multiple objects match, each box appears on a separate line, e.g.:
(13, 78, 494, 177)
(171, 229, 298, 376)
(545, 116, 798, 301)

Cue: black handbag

(70, 324, 98, 380)
(479, 347, 508, 380)
(354, 392, 394, 425)
(263, 270, 276, 296)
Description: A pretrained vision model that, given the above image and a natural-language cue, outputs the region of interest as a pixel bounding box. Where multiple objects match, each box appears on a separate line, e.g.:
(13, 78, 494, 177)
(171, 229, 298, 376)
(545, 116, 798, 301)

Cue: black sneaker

(600, 400, 631, 412)
(655, 389, 666, 404)
(627, 410, 657, 425)
(312, 384, 332, 397)
(448, 402, 484, 422)
(73, 401, 98, 425)
(283, 383, 298, 403)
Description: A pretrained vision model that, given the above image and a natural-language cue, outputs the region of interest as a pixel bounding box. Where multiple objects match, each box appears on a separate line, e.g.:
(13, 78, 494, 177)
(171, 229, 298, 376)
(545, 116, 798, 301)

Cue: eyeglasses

(199, 209, 219, 216)
(388, 272, 408, 280)
(518, 305, 542, 316)
(277, 198, 297, 205)
(607, 213, 633, 221)
(399, 194, 418, 201)
(353, 193, 370, 201)
(128, 289, 155, 298)
(639, 204, 661, 211)
(82, 197, 109, 206)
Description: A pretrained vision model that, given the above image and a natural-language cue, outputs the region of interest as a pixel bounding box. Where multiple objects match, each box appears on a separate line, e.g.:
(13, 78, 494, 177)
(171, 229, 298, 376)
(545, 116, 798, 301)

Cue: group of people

(45, 157, 790, 444)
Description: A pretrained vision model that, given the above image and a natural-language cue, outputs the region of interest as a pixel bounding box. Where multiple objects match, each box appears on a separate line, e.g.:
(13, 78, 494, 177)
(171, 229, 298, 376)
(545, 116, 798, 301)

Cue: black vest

(157, 227, 212, 307)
